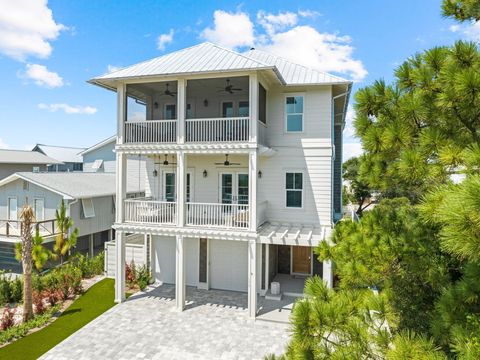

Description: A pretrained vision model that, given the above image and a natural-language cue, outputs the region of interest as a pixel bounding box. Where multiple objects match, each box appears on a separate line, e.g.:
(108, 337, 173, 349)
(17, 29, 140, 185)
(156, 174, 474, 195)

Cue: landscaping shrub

(0, 306, 15, 331)
(70, 252, 104, 279)
(0, 272, 23, 306)
(32, 291, 45, 315)
(125, 261, 136, 287)
(136, 265, 152, 291)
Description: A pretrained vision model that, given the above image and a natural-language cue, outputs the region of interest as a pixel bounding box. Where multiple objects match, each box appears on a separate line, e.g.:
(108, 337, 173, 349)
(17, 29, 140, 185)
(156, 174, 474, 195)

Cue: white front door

(8, 197, 17, 220)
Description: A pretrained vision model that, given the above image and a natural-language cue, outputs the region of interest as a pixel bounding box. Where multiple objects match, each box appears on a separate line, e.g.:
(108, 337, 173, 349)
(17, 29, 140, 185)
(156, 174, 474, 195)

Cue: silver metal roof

(0, 172, 144, 199)
(79, 135, 116, 156)
(33, 144, 85, 163)
(0, 149, 62, 165)
(244, 48, 350, 85)
(89, 42, 277, 89)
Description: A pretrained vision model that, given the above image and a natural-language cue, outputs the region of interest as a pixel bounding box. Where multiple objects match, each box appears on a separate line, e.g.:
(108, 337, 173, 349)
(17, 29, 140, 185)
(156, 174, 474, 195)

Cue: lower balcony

(123, 199, 252, 230)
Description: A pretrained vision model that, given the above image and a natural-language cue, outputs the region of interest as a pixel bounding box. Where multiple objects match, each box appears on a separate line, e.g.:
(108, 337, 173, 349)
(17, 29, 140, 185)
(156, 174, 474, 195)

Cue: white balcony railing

(186, 202, 249, 229)
(186, 117, 250, 142)
(124, 120, 177, 143)
(124, 199, 176, 224)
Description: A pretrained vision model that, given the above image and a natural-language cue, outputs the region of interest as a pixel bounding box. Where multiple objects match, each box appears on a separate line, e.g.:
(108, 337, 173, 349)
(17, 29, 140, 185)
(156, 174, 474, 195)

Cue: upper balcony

(118, 75, 268, 148)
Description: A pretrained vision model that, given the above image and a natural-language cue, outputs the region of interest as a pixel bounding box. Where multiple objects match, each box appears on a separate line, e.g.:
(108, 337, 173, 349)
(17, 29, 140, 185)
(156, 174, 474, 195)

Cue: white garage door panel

(152, 236, 175, 284)
(185, 238, 198, 287)
(210, 240, 247, 292)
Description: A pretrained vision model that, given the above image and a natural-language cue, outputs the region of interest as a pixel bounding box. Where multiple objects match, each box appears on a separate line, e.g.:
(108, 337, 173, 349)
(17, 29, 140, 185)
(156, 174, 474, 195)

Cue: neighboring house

(80, 136, 146, 186)
(32, 144, 85, 172)
(89, 42, 351, 318)
(0, 172, 144, 273)
(0, 149, 62, 180)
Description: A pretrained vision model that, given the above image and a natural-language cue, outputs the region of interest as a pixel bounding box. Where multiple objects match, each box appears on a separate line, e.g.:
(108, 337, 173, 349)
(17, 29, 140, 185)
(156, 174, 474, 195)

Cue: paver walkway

(40, 284, 290, 360)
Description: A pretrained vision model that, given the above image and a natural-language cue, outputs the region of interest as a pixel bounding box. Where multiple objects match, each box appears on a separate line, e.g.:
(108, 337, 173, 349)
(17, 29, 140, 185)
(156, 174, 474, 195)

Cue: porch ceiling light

(203, 169, 208, 178)
(154, 102, 159, 109)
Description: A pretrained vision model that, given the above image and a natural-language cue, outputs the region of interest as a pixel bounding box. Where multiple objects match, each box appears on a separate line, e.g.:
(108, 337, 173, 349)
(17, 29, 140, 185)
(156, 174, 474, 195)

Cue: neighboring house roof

(88, 42, 351, 90)
(0, 172, 145, 200)
(0, 149, 62, 165)
(243, 48, 350, 86)
(32, 144, 85, 163)
(79, 136, 116, 156)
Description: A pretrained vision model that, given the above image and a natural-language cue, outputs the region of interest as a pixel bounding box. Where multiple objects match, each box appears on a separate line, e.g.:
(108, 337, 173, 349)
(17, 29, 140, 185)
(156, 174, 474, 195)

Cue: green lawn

(0, 278, 115, 360)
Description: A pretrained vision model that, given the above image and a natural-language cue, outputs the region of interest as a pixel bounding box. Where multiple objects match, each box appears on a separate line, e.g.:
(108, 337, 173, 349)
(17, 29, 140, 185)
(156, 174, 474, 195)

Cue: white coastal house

(89, 42, 351, 318)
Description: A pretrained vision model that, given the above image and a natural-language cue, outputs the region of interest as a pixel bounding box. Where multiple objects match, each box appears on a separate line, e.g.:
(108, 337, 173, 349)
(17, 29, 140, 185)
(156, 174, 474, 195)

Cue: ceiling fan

(215, 154, 241, 166)
(155, 154, 177, 166)
(162, 83, 177, 97)
(217, 79, 242, 94)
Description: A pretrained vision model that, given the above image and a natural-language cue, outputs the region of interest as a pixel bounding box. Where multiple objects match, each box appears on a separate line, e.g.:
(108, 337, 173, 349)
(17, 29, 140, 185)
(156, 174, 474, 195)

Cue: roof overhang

(0, 173, 74, 200)
(79, 136, 116, 156)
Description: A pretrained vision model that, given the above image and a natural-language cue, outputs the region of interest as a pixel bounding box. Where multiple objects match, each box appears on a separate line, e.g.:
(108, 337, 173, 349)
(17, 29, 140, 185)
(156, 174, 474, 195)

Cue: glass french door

(163, 172, 192, 202)
(220, 173, 249, 204)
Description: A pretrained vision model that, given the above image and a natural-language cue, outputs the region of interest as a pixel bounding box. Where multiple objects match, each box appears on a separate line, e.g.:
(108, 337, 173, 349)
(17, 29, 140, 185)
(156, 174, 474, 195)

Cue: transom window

(286, 172, 303, 208)
(285, 96, 304, 132)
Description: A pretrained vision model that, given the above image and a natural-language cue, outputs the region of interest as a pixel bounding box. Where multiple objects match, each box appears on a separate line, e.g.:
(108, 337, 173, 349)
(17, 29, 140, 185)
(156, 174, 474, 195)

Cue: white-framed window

(285, 95, 304, 132)
(8, 197, 17, 220)
(238, 100, 249, 117)
(162, 171, 193, 202)
(92, 159, 104, 172)
(81, 198, 95, 218)
(285, 172, 303, 208)
(186, 103, 194, 119)
(34, 198, 45, 221)
(164, 103, 176, 120)
(221, 101, 234, 117)
(32, 166, 40, 173)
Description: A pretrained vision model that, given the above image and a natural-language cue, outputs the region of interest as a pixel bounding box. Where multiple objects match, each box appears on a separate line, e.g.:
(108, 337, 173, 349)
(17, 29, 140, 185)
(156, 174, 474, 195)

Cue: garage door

(152, 236, 198, 286)
(152, 236, 175, 284)
(210, 240, 247, 292)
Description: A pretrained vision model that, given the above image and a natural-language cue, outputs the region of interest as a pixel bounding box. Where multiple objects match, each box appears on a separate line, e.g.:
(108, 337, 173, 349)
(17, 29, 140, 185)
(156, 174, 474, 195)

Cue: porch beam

(175, 234, 186, 311)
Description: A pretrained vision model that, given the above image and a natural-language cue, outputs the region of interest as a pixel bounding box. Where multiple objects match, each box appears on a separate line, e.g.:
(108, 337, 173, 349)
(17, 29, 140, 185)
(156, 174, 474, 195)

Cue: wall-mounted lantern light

(154, 102, 159, 109)
(203, 169, 208, 178)
(203, 99, 208, 107)
(258, 170, 262, 178)
(153, 169, 158, 177)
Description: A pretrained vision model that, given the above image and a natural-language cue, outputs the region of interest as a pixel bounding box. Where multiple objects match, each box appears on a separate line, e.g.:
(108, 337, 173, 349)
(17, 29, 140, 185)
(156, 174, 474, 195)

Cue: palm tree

(18, 205, 34, 322)
(53, 199, 78, 264)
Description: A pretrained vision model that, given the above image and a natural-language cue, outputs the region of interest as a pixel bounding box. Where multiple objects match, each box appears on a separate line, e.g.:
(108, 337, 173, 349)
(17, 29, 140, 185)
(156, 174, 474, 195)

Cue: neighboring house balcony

(117, 75, 268, 151)
(0, 218, 58, 242)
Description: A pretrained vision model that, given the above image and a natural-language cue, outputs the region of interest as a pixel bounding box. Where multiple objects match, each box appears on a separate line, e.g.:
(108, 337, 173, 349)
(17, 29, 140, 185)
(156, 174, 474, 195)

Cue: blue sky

(0, 0, 473, 158)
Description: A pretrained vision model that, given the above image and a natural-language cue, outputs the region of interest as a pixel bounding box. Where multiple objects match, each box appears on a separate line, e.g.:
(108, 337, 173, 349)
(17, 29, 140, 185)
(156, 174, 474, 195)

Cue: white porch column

(264, 244, 270, 292)
(177, 79, 186, 144)
(115, 152, 127, 223)
(117, 83, 126, 144)
(108, 228, 113, 242)
(176, 151, 186, 226)
(249, 73, 258, 143)
(248, 239, 257, 319)
(115, 231, 126, 303)
(89, 234, 94, 258)
(175, 235, 186, 311)
(248, 150, 258, 231)
(323, 260, 334, 288)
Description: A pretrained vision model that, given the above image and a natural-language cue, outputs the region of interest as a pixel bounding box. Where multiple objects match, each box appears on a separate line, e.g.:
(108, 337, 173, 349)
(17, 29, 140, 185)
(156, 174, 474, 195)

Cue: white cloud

(157, 29, 174, 51)
(200, 9, 366, 81)
(0, 0, 66, 60)
(343, 142, 363, 161)
(201, 10, 254, 49)
(21, 63, 63, 88)
(107, 64, 121, 73)
(343, 105, 356, 138)
(298, 9, 321, 18)
(449, 21, 480, 41)
(38, 103, 97, 114)
(0, 138, 10, 149)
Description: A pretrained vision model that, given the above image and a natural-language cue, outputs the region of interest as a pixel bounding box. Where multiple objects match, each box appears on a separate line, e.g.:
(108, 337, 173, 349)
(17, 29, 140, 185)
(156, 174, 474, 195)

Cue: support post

(177, 79, 186, 144)
(249, 73, 258, 143)
(115, 152, 127, 224)
(176, 151, 186, 226)
(264, 244, 269, 292)
(117, 83, 126, 144)
(175, 235, 185, 311)
(248, 239, 257, 319)
(115, 231, 126, 303)
(248, 151, 257, 231)
(322, 260, 334, 288)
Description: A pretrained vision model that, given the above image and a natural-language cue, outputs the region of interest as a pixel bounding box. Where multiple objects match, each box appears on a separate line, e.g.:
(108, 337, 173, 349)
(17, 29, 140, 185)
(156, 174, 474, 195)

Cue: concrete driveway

(40, 284, 290, 360)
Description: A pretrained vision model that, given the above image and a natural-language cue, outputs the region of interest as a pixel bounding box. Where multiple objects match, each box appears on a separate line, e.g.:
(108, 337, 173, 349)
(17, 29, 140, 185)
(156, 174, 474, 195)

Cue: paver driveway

(41, 284, 290, 360)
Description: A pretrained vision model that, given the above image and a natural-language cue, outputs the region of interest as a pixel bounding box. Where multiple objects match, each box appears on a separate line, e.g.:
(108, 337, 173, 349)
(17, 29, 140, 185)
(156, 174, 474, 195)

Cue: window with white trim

(285, 172, 303, 208)
(81, 198, 95, 218)
(285, 96, 304, 132)
(164, 104, 176, 120)
(32, 166, 40, 173)
(34, 198, 45, 221)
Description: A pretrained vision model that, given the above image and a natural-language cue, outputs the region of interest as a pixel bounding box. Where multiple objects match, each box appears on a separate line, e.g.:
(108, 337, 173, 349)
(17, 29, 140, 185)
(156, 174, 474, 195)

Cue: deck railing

(186, 202, 249, 229)
(186, 117, 250, 142)
(124, 199, 177, 225)
(0, 219, 58, 238)
(124, 120, 177, 143)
